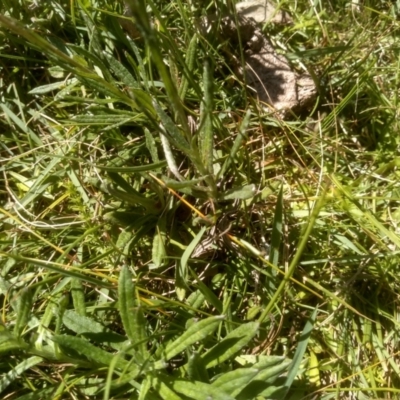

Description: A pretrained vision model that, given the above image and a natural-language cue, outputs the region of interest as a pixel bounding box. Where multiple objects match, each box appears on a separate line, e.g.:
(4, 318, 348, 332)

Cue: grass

(1, 0, 400, 398)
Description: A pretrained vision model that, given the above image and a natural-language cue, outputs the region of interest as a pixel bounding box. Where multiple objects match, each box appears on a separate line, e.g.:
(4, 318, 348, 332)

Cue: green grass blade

(269, 185, 283, 267)
(258, 185, 328, 323)
(282, 308, 317, 399)
(218, 109, 251, 178)
(177, 226, 207, 301)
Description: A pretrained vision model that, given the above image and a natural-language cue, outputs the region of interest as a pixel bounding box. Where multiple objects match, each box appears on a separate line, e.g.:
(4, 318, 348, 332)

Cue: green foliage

(1, 0, 400, 398)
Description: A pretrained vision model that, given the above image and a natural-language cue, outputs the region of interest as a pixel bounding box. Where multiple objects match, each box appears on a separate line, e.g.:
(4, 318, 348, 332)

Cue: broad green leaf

(173, 379, 235, 400)
(211, 368, 259, 395)
(160, 315, 225, 362)
(150, 375, 182, 400)
(202, 321, 259, 368)
(62, 310, 126, 351)
(52, 335, 134, 372)
(235, 354, 286, 368)
(252, 358, 292, 382)
(308, 349, 321, 386)
(219, 184, 256, 201)
(235, 360, 292, 400)
(118, 266, 136, 343)
(187, 351, 209, 383)
(138, 375, 152, 400)
(186, 290, 206, 312)
(67, 43, 113, 81)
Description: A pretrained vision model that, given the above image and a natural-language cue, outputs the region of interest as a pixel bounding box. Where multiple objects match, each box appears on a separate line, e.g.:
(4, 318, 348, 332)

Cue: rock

(236, 0, 292, 25)
(224, 2, 316, 114)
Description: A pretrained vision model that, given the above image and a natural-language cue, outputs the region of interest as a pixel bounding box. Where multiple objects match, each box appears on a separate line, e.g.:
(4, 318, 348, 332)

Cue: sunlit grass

(1, 0, 400, 398)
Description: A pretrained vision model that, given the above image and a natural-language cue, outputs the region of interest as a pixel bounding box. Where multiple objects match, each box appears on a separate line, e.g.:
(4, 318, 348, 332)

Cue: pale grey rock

(224, 2, 316, 113)
(236, 0, 292, 25)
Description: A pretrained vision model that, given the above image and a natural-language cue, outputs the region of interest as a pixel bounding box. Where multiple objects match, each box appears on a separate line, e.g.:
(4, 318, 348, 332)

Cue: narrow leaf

(177, 226, 207, 300)
(71, 278, 86, 317)
(173, 379, 235, 400)
(211, 367, 259, 395)
(95, 160, 166, 173)
(145, 128, 160, 164)
(202, 321, 259, 368)
(178, 33, 198, 100)
(0, 356, 42, 393)
(14, 288, 33, 337)
(153, 101, 191, 153)
(161, 315, 225, 362)
(269, 185, 283, 267)
(62, 310, 127, 351)
(105, 52, 139, 89)
(118, 266, 137, 343)
(187, 351, 209, 383)
(160, 132, 183, 180)
(150, 375, 182, 400)
(152, 216, 167, 268)
(198, 60, 214, 174)
(235, 359, 292, 400)
(52, 335, 133, 372)
(219, 109, 251, 178)
(219, 184, 256, 201)
(281, 308, 317, 398)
